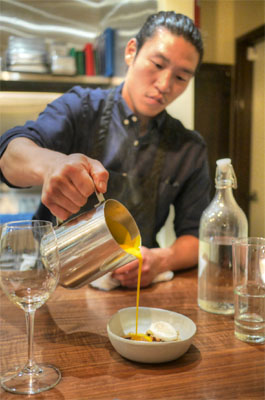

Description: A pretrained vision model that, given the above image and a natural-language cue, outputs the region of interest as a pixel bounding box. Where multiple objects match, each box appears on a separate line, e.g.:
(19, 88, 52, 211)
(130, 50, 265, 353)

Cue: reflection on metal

(1, 0, 157, 76)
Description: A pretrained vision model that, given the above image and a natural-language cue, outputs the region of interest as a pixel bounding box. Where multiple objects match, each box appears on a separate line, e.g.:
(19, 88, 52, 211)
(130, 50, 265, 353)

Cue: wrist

(151, 247, 175, 274)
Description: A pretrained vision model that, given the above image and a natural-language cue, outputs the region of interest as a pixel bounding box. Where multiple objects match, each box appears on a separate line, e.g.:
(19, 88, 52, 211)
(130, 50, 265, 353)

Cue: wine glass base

(1, 364, 61, 395)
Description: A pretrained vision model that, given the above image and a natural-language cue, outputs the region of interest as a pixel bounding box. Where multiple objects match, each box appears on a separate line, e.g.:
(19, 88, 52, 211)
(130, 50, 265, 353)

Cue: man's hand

(111, 235, 199, 289)
(111, 246, 160, 288)
(42, 153, 109, 221)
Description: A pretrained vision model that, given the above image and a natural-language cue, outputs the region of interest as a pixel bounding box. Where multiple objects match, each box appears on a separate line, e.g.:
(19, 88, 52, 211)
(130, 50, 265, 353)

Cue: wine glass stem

(25, 310, 36, 370)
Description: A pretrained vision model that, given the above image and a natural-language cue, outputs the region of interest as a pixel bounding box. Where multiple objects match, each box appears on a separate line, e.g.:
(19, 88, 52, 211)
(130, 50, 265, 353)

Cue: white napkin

(90, 271, 174, 291)
(20, 254, 37, 271)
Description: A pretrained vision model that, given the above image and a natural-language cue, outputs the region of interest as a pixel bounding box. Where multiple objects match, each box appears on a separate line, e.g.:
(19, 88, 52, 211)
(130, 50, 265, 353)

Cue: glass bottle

(198, 158, 248, 315)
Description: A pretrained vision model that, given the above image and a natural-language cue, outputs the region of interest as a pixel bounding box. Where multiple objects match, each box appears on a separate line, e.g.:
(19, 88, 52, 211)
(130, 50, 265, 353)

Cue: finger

(48, 202, 72, 221)
(119, 277, 138, 288)
(57, 176, 88, 207)
(121, 282, 138, 289)
(67, 165, 95, 198)
(42, 186, 82, 216)
(112, 266, 139, 282)
(112, 260, 139, 274)
(84, 158, 109, 193)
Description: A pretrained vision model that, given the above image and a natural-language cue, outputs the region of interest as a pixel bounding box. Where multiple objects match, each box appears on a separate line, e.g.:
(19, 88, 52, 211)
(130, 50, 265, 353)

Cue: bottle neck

(214, 184, 237, 204)
(215, 162, 237, 190)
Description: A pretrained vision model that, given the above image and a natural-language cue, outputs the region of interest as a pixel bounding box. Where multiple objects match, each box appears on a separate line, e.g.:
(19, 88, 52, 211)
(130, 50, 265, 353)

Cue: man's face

(122, 27, 200, 120)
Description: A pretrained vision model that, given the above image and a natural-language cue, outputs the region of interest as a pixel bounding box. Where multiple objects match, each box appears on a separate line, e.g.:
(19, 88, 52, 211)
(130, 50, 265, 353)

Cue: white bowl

(107, 307, 196, 363)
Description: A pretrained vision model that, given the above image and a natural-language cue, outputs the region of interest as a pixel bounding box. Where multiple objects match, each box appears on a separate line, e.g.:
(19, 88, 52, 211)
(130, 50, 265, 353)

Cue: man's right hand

(0, 138, 109, 222)
(42, 153, 109, 221)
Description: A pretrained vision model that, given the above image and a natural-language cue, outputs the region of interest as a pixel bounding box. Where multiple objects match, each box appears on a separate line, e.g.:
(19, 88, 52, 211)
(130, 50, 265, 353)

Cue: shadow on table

(106, 342, 201, 376)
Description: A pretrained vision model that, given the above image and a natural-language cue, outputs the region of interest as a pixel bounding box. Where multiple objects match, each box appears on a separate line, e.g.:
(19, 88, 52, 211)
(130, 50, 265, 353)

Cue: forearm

(152, 235, 199, 274)
(1, 137, 109, 221)
(0, 138, 63, 187)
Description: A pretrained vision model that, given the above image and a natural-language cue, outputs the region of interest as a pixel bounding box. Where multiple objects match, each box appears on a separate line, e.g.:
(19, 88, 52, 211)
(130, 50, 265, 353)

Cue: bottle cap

(215, 158, 237, 189)
(216, 158, 231, 169)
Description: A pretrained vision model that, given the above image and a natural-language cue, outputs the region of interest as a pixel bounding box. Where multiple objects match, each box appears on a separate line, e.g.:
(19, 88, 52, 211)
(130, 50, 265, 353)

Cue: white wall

(156, 0, 195, 247)
(200, 0, 265, 65)
(158, 0, 195, 130)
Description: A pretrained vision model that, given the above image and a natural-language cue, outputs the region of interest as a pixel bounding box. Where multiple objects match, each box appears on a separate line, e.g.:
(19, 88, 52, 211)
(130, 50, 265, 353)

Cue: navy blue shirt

(0, 84, 211, 245)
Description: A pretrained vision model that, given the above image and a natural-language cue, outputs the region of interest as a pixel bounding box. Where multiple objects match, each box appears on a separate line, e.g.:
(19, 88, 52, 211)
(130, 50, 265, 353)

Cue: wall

(249, 39, 265, 236)
(234, 0, 265, 39)
(201, 0, 234, 64)
(200, 0, 265, 237)
(158, 0, 195, 130)
(201, 0, 265, 64)
(156, 0, 195, 247)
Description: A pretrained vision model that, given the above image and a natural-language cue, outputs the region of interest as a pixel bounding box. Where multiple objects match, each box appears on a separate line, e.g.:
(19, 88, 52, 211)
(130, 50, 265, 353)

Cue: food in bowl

(107, 307, 196, 363)
(124, 321, 180, 342)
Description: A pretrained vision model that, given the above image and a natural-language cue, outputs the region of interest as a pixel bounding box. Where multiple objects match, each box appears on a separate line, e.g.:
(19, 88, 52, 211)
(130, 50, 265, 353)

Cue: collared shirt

(0, 84, 211, 243)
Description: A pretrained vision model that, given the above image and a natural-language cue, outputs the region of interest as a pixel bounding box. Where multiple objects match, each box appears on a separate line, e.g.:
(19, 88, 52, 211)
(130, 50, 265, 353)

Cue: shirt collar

(115, 83, 135, 121)
(115, 82, 167, 137)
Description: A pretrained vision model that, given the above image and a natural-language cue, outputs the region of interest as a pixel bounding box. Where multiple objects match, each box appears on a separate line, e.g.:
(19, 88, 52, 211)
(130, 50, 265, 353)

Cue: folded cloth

(20, 254, 36, 271)
(90, 271, 174, 291)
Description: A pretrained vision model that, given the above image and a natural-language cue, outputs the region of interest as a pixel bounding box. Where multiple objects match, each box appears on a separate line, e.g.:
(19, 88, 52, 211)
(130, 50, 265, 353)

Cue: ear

(124, 38, 137, 66)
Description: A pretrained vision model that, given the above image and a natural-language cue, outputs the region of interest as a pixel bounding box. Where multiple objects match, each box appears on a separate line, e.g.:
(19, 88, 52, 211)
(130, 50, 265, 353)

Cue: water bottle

(198, 158, 248, 315)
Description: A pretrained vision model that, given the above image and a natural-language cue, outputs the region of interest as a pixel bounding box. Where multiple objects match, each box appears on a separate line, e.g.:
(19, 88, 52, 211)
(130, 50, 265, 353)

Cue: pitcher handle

(56, 186, 106, 226)
(94, 189, 105, 207)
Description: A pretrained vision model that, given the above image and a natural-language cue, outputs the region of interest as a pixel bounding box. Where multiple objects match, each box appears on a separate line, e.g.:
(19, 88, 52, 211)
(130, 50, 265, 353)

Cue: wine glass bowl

(0, 220, 61, 394)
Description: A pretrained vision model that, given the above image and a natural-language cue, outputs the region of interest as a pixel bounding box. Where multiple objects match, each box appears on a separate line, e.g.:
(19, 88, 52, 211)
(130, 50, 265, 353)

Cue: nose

(155, 70, 172, 94)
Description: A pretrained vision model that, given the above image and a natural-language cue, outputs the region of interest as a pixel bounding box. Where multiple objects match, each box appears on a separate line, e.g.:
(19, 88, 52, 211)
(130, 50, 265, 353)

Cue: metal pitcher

(42, 194, 141, 289)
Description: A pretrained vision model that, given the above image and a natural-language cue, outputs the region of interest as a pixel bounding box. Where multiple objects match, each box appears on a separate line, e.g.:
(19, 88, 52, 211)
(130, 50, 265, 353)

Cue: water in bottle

(198, 158, 248, 315)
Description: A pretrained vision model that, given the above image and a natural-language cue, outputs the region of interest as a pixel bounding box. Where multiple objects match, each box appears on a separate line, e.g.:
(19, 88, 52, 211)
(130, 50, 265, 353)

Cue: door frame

(231, 24, 265, 219)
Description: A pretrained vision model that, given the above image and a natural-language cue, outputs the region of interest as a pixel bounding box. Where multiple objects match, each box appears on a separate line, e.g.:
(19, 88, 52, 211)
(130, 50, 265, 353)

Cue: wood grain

(0, 268, 264, 400)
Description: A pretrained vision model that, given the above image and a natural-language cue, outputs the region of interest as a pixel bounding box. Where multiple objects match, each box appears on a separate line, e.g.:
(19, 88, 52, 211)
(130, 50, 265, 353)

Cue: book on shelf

(94, 27, 115, 77)
(67, 27, 115, 77)
(84, 43, 95, 76)
(75, 51, 85, 75)
(104, 27, 115, 77)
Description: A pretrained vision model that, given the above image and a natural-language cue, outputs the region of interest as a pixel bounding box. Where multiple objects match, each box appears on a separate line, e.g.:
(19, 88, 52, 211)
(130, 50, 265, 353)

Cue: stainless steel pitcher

(42, 196, 141, 289)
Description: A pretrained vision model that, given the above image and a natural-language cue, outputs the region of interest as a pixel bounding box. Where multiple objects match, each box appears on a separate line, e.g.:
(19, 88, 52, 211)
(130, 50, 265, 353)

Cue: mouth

(146, 95, 165, 106)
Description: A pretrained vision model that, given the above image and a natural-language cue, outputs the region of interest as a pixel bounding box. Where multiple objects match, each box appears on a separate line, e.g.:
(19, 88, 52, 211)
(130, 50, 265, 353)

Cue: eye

(176, 75, 187, 82)
(151, 60, 163, 69)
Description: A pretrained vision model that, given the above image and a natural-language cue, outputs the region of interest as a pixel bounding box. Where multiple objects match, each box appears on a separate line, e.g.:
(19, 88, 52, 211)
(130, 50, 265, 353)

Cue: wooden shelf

(0, 71, 123, 92)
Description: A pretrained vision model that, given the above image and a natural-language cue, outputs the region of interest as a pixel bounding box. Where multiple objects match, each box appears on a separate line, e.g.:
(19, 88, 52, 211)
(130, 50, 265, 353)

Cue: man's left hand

(111, 246, 160, 288)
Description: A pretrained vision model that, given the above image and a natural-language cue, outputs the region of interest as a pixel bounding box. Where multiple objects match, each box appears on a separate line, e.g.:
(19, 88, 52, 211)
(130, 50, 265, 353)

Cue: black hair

(135, 11, 204, 70)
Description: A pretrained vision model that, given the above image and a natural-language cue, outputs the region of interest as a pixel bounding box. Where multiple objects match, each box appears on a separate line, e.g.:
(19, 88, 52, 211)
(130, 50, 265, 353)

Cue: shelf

(0, 71, 124, 92)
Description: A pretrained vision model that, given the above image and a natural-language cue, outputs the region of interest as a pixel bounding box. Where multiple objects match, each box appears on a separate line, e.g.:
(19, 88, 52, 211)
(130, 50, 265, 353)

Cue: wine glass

(0, 220, 61, 395)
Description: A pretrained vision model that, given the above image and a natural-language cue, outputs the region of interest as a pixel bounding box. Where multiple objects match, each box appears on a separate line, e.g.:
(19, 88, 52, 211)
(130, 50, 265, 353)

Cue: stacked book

(5, 27, 115, 77)
(73, 27, 115, 77)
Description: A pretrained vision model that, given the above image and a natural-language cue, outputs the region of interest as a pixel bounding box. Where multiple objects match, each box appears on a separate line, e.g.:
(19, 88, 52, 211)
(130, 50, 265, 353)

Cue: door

(195, 63, 233, 196)
(230, 25, 265, 222)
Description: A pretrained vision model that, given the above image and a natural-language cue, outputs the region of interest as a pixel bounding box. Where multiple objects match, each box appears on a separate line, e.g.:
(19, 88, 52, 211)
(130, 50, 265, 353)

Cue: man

(0, 11, 211, 288)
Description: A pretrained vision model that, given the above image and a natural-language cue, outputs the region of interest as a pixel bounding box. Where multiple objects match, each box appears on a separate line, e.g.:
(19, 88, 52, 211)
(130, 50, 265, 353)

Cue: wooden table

(0, 268, 264, 400)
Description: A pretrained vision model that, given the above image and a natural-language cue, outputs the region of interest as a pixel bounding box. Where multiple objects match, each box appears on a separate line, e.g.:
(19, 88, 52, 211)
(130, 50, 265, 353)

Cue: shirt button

(123, 119, 130, 125)
(133, 140, 139, 147)
(132, 115, 138, 122)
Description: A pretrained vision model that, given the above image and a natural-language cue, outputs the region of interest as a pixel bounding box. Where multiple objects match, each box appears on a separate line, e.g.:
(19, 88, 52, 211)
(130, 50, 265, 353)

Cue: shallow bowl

(107, 306, 196, 363)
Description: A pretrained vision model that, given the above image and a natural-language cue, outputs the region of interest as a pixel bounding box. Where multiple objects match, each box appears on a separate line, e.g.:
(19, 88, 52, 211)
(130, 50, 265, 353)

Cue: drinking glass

(233, 237, 265, 344)
(0, 220, 61, 394)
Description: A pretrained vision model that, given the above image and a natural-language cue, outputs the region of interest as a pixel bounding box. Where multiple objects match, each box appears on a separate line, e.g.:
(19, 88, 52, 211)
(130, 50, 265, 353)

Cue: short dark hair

(135, 11, 204, 70)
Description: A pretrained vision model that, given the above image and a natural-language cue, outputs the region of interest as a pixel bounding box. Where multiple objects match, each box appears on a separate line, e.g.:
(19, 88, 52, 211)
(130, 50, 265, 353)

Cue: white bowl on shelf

(107, 307, 196, 363)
